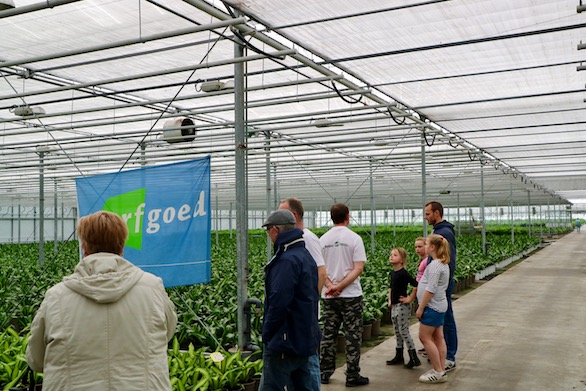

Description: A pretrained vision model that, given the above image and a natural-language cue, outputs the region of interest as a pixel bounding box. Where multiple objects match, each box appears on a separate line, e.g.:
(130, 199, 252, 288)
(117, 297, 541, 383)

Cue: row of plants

(0, 326, 263, 391)
(0, 225, 566, 390)
(168, 338, 262, 391)
(1, 327, 33, 390)
(0, 227, 549, 340)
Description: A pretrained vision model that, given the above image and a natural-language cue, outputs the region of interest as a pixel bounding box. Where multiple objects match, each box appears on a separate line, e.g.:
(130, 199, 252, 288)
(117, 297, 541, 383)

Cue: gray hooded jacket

(26, 253, 177, 391)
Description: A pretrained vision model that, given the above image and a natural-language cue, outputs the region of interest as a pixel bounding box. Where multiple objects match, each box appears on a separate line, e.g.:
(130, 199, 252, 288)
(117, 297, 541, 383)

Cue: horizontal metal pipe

(0, 0, 81, 18)
(0, 49, 296, 100)
(180, 0, 415, 117)
(0, 88, 370, 134)
(0, 75, 344, 123)
(0, 18, 248, 68)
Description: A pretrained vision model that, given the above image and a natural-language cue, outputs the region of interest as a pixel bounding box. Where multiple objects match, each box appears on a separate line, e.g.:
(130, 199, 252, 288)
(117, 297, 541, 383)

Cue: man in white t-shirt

(279, 198, 326, 292)
(319, 203, 369, 387)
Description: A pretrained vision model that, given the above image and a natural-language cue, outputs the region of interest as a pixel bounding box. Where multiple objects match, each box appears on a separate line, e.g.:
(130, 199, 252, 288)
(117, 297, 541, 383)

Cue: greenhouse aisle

(321, 231, 586, 391)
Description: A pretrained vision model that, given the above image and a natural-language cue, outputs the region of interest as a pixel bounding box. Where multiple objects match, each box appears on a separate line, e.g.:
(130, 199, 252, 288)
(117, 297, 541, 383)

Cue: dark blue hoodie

(263, 227, 321, 357)
(432, 220, 457, 279)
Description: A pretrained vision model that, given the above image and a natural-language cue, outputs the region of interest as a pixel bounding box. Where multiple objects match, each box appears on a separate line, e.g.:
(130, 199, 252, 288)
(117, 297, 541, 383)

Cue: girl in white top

(416, 234, 451, 384)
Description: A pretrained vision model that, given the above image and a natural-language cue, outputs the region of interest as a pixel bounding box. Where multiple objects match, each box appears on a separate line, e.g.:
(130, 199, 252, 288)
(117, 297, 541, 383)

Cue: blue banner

(75, 157, 211, 287)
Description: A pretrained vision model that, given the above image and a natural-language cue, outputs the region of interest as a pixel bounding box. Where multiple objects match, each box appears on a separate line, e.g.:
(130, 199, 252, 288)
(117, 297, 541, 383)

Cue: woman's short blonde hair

(77, 211, 128, 255)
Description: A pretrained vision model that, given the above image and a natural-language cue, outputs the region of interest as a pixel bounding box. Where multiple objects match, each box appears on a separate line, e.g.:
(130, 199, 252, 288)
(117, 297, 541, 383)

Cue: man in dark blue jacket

(260, 209, 321, 391)
(425, 201, 458, 373)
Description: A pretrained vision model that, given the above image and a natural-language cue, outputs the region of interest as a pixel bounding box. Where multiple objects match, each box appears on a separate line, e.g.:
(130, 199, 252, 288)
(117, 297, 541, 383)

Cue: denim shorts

(420, 307, 445, 327)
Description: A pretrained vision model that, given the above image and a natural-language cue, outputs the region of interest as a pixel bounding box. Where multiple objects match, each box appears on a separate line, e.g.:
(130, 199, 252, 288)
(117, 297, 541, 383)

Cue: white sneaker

(445, 360, 456, 372)
(419, 369, 447, 383)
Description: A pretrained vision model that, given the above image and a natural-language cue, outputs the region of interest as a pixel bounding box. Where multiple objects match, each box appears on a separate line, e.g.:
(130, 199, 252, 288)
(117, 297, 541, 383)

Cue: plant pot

(382, 307, 391, 324)
(362, 323, 372, 341)
(252, 376, 261, 391)
(336, 334, 346, 353)
(242, 380, 256, 391)
(371, 318, 381, 337)
(8, 384, 41, 391)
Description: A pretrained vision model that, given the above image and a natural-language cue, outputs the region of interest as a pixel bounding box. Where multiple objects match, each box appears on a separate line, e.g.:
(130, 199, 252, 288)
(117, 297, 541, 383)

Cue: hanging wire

(423, 128, 436, 147)
(331, 80, 363, 104)
(0, 22, 232, 339)
(387, 106, 406, 125)
(118, 25, 231, 172)
(343, 127, 416, 206)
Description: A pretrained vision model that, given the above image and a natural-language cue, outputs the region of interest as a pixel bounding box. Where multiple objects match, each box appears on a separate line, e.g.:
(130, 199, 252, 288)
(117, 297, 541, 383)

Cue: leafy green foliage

(0, 227, 549, 352)
(167, 341, 262, 391)
(0, 327, 42, 390)
(0, 225, 562, 390)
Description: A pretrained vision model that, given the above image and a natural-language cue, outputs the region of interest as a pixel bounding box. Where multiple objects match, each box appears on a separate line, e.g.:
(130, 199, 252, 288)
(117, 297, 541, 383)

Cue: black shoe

(404, 349, 422, 369)
(346, 375, 369, 387)
(321, 374, 330, 384)
(386, 348, 404, 365)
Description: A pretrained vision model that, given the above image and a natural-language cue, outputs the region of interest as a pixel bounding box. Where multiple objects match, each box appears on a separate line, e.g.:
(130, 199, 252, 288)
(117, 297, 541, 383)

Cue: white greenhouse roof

(0, 0, 585, 211)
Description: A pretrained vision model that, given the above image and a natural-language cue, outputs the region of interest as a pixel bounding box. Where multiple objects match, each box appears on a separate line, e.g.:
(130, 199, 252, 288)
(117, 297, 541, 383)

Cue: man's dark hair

(283, 197, 304, 219)
(426, 201, 444, 218)
(330, 203, 349, 224)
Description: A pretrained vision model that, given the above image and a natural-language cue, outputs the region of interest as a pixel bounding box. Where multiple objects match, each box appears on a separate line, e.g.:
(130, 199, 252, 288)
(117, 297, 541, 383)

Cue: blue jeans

(259, 350, 320, 391)
(444, 278, 458, 361)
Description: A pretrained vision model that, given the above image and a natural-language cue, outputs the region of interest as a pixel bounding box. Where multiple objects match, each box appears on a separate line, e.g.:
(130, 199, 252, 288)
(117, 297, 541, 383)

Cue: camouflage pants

(320, 296, 363, 378)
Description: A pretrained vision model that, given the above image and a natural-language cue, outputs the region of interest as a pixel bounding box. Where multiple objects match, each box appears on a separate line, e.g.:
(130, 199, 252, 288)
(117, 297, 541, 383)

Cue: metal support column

(547, 198, 551, 237)
(38, 150, 46, 265)
(273, 166, 278, 209)
(61, 202, 64, 242)
(54, 180, 58, 252)
(539, 205, 543, 237)
(369, 160, 375, 254)
(510, 181, 514, 244)
(392, 196, 396, 236)
(10, 206, 14, 243)
(265, 131, 272, 260)
(527, 190, 532, 236)
(421, 133, 427, 235)
(229, 202, 233, 239)
(480, 163, 486, 255)
(140, 142, 146, 166)
(457, 193, 461, 236)
(18, 205, 21, 244)
(234, 33, 249, 350)
(215, 183, 219, 246)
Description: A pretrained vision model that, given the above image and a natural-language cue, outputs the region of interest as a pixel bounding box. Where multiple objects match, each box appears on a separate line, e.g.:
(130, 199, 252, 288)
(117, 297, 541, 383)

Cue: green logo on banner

(103, 188, 146, 250)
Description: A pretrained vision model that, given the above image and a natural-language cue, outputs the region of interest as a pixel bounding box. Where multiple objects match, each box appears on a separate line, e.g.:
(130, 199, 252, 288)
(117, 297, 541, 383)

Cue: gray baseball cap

(262, 209, 296, 227)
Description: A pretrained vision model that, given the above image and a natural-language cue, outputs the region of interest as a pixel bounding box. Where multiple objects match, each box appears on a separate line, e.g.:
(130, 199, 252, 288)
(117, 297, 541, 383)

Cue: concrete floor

(322, 230, 586, 391)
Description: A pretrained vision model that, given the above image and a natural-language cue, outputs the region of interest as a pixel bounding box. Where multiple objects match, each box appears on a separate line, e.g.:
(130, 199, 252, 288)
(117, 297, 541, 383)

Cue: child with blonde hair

(416, 234, 451, 383)
(386, 247, 420, 369)
(414, 237, 428, 282)
(413, 237, 428, 355)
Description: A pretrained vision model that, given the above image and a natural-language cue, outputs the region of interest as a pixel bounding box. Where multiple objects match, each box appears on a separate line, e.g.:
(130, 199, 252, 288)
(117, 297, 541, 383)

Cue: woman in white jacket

(26, 210, 177, 391)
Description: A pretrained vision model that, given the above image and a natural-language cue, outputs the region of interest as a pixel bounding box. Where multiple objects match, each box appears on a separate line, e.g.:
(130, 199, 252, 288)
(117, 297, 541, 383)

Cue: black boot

(404, 349, 422, 368)
(386, 348, 404, 365)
